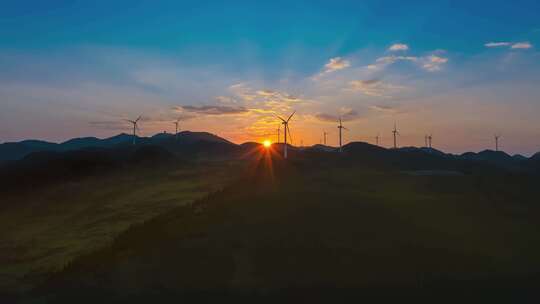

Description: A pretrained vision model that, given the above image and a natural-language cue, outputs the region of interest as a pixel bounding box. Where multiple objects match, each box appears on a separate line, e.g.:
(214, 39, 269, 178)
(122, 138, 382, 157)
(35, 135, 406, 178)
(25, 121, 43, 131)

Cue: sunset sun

(263, 140, 272, 148)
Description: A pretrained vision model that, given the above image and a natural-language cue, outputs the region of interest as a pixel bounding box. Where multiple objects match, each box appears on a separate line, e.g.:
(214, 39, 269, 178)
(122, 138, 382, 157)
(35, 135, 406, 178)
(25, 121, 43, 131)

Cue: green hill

(27, 152, 540, 303)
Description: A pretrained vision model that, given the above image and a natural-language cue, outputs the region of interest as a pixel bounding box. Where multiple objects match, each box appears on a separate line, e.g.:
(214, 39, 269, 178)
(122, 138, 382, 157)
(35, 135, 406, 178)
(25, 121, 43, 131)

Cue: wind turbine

(494, 134, 500, 151)
(323, 131, 328, 146)
(276, 111, 296, 159)
(375, 133, 380, 146)
(428, 134, 432, 149)
(392, 122, 399, 149)
(125, 115, 142, 145)
(337, 118, 348, 152)
(277, 125, 281, 143)
(424, 135, 428, 148)
(173, 118, 180, 141)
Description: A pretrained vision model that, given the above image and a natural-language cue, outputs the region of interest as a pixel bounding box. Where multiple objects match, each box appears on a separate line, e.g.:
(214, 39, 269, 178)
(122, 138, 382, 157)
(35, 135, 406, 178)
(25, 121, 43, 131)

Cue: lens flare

(263, 140, 272, 148)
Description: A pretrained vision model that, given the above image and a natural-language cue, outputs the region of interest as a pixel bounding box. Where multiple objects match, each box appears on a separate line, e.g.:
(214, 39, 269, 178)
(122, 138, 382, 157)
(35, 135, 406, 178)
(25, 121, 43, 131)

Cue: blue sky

(1, 0, 540, 154)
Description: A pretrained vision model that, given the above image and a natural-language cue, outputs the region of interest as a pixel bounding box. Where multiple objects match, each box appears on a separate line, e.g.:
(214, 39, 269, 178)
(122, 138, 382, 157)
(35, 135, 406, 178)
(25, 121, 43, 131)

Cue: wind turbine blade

(275, 115, 286, 122)
(343, 127, 349, 131)
(286, 110, 296, 122)
(135, 115, 142, 122)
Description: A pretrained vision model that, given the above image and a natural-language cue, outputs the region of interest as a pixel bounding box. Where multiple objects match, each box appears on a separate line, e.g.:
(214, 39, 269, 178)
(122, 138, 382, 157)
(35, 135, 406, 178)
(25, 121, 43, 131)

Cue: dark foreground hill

(24, 148, 540, 303)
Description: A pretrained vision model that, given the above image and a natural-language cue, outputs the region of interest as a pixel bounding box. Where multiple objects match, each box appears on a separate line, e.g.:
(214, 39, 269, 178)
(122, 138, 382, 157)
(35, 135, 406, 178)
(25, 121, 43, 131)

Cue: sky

(1, 0, 539, 155)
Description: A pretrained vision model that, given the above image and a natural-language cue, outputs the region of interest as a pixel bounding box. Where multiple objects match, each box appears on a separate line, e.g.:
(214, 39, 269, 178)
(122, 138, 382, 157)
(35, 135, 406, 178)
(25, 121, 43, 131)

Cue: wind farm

(2, 1, 540, 302)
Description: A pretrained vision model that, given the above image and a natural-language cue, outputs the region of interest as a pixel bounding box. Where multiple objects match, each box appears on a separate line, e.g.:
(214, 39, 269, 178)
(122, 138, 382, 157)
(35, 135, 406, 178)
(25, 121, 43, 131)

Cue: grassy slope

(33, 156, 540, 302)
(0, 160, 243, 294)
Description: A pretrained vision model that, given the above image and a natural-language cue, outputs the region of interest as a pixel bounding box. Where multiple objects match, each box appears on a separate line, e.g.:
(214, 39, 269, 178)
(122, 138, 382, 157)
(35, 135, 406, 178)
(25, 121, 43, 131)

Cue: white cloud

(511, 42, 533, 49)
(348, 79, 405, 97)
(485, 42, 511, 48)
(421, 55, 448, 72)
(389, 44, 409, 51)
(228, 83, 308, 115)
(485, 41, 533, 50)
(323, 57, 351, 73)
(367, 55, 418, 70)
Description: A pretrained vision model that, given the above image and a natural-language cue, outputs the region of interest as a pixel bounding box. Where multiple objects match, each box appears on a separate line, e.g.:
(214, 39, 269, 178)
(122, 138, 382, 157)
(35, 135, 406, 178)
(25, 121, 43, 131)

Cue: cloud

(229, 83, 307, 112)
(315, 108, 361, 122)
(389, 44, 409, 51)
(485, 42, 511, 48)
(176, 105, 248, 115)
(421, 55, 448, 72)
(311, 56, 352, 80)
(485, 41, 533, 49)
(511, 42, 533, 49)
(348, 79, 405, 97)
(367, 51, 448, 72)
(367, 55, 418, 70)
(215, 95, 238, 104)
(369, 105, 398, 113)
(256, 89, 277, 97)
(323, 57, 351, 73)
(88, 120, 130, 130)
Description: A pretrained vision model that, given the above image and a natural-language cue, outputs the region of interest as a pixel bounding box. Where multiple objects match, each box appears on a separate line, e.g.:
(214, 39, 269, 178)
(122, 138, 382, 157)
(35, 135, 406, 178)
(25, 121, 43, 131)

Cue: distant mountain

(0, 140, 57, 162)
(0, 131, 232, 162)
(176, 131, 232, 144)
(308, 144, 337, 152)
(343, 142, 387, 155)
(398, 146, 448, 157)
(460, 150, 516, 167)
(512, 154, 528, 162)
(528, 152, 540, 170)
(57, 134, 136, 151)
(1, 134, 539, 175)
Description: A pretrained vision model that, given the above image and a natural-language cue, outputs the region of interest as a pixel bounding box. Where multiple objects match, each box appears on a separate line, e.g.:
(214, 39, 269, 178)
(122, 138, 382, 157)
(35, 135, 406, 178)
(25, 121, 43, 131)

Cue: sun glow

(263, 140, 272, 148)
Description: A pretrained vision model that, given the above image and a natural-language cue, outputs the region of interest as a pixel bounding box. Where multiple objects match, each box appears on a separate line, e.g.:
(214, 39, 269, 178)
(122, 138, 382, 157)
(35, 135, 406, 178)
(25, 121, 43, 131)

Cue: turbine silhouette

(276, 111, 296, 159)
(124, 115, 142, 145)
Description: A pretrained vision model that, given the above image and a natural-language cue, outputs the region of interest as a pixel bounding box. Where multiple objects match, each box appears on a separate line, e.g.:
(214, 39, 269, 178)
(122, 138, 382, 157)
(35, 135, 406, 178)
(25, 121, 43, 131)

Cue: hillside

(23, 149, 540, 303)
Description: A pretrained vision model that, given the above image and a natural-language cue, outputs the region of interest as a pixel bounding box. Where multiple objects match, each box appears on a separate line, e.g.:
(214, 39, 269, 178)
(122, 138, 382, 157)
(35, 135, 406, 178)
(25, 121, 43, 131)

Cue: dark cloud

(176, 105, 249, 115)
(315, 109, 361, 123)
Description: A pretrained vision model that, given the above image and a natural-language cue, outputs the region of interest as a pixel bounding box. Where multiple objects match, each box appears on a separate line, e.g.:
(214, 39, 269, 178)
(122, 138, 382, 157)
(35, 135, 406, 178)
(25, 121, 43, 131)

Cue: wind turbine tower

(277, 125, 281, 143)
(375, 133, 380, 146)
(173, 118, 180, 141)
(392, 123, 399, 149)
(428, 134, 432, 149)
(277, 111, 296, 159)
(125, 115, 142, 145)
(323, 131, 328, 146)
(495, 134, 500, 152)
(337, 118, 348, 152)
